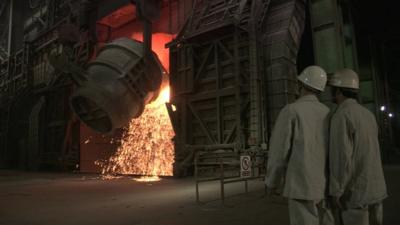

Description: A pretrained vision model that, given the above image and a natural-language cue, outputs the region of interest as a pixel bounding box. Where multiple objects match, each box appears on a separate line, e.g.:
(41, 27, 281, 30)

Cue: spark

(171, 104, 177, 112)
(95, 33, 175, 182)
(96, 86, 175, 180)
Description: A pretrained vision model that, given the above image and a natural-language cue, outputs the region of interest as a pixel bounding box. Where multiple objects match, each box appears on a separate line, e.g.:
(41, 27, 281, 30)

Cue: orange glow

(96, 33, 175, 181)
(133, 176, 161, 182)
(131, 32, 173, 71)
(97, 86, 175, 178)
(97, 4, 136, 29)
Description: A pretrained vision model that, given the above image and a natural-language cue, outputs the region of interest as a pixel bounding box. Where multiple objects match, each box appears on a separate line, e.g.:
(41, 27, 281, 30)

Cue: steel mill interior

(0, 0, 399, 225)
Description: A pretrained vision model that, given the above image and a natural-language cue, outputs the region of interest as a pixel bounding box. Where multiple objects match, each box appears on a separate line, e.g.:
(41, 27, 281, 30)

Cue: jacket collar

(296, 94, 319, 103)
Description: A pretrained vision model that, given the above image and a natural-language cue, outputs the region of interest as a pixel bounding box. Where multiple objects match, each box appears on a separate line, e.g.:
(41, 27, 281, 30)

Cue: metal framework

(0, 0, 83, 169)
(0, 0, 11, 60)
(168, 0, 306, 176)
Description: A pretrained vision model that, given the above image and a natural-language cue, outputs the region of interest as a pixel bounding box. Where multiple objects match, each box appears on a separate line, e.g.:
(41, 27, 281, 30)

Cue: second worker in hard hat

(265, 65, 334, 225)
(328, 68, 387, 225)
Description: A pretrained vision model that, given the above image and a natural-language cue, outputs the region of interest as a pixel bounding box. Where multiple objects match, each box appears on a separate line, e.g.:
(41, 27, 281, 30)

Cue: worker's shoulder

(276, 103, 298, 118)
(316, 101, 330, 112)
(290, 99, 329, 113)
(333, 103, 352, 118)
(351, 102, 376, 120)
(335, 101, 375, 120)
(343, 101, 373, 114)
(280, 103, 295, 113)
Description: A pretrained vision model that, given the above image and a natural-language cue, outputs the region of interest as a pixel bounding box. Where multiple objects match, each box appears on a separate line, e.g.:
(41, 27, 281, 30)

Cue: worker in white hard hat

(328, 68, 387, 225)
(266, 65, 334, 225)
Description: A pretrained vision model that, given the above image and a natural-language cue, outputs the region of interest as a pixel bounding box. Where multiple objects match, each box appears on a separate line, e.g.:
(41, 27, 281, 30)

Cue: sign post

(240, 155, 252, 178)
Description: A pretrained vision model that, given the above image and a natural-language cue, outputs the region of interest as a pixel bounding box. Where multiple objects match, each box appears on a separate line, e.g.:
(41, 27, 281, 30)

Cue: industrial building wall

(262, 0, 306, 132)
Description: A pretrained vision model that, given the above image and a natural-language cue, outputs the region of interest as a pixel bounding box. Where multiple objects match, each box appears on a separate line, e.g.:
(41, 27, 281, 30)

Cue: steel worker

(329, 68, 387, 225)
(265, 65, 334, 225)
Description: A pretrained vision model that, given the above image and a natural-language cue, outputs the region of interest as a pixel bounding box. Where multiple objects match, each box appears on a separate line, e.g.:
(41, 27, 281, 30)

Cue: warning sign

(240, 155, 252, 178)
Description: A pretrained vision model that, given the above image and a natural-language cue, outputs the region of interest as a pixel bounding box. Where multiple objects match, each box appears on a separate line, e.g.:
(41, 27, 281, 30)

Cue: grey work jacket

(266, 95, 330, 200)
(329, 99, 387, 208)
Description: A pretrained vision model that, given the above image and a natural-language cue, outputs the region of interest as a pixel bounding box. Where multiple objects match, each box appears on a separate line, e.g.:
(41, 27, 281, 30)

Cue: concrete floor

(0, 167, 399, 225)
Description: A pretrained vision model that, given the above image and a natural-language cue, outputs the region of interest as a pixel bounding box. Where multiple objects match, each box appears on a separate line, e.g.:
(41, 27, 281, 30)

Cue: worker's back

(330, 99, 387, 207)
(267, 94, 329, 200)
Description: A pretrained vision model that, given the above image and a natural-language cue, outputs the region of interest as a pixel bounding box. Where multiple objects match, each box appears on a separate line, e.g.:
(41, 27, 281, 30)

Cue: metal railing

(194, 149, 265, 204)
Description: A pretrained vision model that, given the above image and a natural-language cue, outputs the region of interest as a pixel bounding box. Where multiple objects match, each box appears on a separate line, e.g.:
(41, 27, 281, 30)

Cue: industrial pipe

(7, 0, 13, 55)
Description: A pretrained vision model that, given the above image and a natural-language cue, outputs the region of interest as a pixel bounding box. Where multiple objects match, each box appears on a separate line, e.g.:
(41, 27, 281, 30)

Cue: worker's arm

(329, 113, 354, 197)
(265, 106, 296, 189)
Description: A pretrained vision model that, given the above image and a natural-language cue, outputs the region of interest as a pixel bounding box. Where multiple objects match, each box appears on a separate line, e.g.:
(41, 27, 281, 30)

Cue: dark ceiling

(351, 0, 400, 35)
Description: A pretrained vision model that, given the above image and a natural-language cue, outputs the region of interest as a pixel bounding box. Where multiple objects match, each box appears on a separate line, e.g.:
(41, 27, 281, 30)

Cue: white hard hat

(329, 68, 359, 89)
(298, 65, 327, 91)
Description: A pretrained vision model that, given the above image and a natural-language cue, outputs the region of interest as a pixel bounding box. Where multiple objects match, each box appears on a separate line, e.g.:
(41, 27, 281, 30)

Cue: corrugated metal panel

(263, 0, 305, 131)
(169, 28, 253, 176)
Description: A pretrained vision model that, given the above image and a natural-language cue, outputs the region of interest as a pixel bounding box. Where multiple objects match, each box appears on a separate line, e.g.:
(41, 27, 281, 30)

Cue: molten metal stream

(96, 87, 174, 181)
(96, 33, 175, 182)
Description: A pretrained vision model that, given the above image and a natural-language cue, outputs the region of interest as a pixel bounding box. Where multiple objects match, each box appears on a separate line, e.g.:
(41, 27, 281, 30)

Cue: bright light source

(388, 113, 394, 118)
(171, 104, 177, 112)
(133, 176, 161, 182)
(160, 86, 170, 103)
(380, 106, 386, 112)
